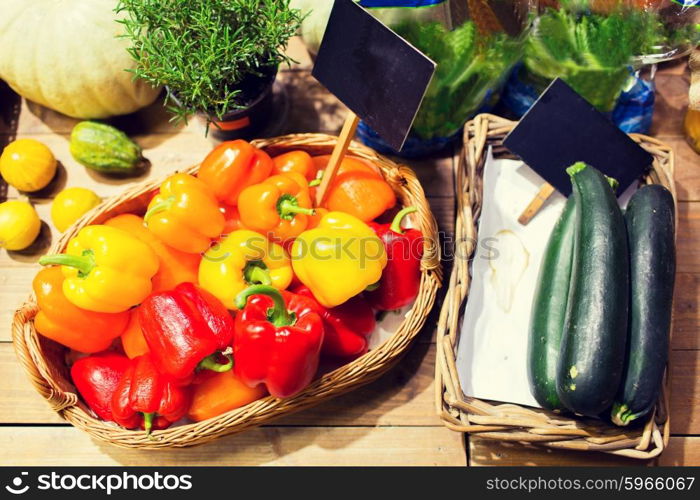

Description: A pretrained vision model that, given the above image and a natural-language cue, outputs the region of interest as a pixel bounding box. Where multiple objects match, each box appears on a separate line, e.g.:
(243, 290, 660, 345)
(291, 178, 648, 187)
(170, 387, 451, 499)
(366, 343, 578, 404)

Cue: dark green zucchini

(528, 196, 576, 411)
(611, 185, 675, 426)
(556, 162, 629, 417)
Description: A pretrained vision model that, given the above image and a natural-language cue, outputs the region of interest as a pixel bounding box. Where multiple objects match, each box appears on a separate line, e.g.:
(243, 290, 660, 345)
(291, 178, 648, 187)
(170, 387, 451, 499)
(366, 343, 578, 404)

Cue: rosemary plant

(116, 0, 302, 125)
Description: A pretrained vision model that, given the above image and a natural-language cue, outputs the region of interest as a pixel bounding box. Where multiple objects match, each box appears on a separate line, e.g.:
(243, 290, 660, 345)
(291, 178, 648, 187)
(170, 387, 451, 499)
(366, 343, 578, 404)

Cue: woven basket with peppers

(13, 134, 441, 448)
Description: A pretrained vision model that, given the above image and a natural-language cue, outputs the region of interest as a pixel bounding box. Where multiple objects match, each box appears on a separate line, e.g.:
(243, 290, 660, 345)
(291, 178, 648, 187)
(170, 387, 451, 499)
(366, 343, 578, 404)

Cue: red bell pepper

(71, 353, 130, 422)
(234, 285, 324, 398)
(293, 285, 375, 359)
(366, 207, 423, 311)
(138, 282, 234, 381)
(111, 354, 191, 434)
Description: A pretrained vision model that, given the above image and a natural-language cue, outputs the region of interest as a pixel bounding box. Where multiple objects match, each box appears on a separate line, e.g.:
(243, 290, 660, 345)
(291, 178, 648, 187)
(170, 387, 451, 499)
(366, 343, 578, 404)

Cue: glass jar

(357, 0, 532, 157)
(635, 1, 700, 64)
(685, 108, 700, 154)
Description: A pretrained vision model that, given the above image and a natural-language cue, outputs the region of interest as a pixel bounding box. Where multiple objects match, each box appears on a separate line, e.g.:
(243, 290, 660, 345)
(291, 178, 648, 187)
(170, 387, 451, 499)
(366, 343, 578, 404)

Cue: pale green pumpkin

(0, 0, 161, 119)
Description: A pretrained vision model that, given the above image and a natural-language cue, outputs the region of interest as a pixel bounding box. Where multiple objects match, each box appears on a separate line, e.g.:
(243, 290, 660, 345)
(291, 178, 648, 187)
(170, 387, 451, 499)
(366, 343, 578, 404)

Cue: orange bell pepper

(188, 370, 267, 422)
(220, 204, 246, 236)
(104, 214, 200, 292)
(33, 267, 129, 352)
(238, 173, 315, 242)
(311, 155, 379, 177)
(313, 155, 396, 222)
(145, 173, 225, 254)
(197, 140, 273, 206)
(272, 151, 318, 182)
(121, 308, 149, 359)
(306, 207, 329, 229)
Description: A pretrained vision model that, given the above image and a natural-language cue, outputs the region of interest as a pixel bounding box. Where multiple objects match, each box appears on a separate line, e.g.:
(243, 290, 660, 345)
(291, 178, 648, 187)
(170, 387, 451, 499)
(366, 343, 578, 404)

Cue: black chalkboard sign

(312, 0, 436, 151)
(503, 78, 653, 196)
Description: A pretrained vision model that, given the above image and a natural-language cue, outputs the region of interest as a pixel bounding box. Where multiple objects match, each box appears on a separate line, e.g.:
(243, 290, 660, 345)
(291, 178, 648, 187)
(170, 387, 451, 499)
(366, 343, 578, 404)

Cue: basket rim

(435, 113, 676, 460)
(12, 133, 442, 449)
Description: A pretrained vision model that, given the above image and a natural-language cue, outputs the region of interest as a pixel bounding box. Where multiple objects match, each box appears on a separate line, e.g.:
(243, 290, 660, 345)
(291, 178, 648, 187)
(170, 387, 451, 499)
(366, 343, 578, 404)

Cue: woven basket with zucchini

(437, 114, 676, 459)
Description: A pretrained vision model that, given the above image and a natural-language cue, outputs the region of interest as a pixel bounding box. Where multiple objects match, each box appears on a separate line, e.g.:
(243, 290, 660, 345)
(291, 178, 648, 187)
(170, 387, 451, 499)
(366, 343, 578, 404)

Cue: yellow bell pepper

(145, 173, 225, 254)
(39, 225, 159, 313)
(198, 229, 292, 309)
(291, 211, 387, 307)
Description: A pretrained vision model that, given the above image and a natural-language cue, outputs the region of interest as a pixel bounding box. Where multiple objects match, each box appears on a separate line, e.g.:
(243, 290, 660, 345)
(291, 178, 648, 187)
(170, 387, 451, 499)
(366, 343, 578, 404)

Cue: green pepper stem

(244, 262, 272, 286)
(566, 162, 587, 177)
(611, 402, 635, 426)
(197, 353, 233, 373)
(277, 195, 315, 219)
(144, 195, 176, 222)
(365, 281, 381, 292)
(605, 176, 619, 192)
(309, 170, 324, 187)
(390, 206, 417, 234)
(143, 412, 155, 435)
(235, 284, 295, 327)
(39, 252, 96, 276)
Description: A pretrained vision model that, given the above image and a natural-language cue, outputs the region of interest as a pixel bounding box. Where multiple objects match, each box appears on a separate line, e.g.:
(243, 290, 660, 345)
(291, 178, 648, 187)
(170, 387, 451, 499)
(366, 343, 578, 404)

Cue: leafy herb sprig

(116, 0, 302, 125)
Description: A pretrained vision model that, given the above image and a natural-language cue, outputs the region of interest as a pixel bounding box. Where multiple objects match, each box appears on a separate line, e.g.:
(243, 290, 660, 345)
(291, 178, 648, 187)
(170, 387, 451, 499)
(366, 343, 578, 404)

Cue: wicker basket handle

(12, 301, 77, 413)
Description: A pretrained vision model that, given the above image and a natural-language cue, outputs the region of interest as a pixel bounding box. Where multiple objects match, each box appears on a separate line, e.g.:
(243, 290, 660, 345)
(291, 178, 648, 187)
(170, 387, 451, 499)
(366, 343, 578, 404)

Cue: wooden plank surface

(0, 41, 698, 467)
(0, 342, 439, 426)
(470, 437, 700, 467)
(4, 340, 697, 433)
(0, 426, 465, 466)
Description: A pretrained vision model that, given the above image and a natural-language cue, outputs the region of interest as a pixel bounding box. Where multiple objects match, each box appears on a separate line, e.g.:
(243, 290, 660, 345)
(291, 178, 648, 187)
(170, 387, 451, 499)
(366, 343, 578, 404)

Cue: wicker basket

(12, 133, 442, 449)
(436, 114, 676, 459)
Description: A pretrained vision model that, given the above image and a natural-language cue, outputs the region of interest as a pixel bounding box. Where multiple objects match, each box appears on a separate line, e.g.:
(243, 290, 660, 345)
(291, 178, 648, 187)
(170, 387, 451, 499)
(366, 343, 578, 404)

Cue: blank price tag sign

(312, 0, 436, 152)
(504, 78, 653, 197)
(503, 78, 654, 224)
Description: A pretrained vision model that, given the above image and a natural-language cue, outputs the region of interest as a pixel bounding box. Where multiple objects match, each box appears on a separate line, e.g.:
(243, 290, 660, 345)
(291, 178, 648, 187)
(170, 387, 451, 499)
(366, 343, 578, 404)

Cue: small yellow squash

(0, 139, 57, 192)
(51, 187, 102, 232)
(0, 200, 41, 251)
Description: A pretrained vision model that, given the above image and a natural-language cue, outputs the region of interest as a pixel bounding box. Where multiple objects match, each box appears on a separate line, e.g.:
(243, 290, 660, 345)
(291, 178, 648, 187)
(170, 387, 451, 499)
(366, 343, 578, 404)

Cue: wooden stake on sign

(315, 112, 361, 206)
(518, 183, 555, 225)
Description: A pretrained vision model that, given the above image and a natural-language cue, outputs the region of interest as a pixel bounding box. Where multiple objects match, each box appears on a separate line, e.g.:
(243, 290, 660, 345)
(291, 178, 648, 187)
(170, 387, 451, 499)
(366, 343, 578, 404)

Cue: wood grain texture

(1, 42, 698, 466)
(673, 273, 700, 350)
(4, 341, 697, 433)
(669, 349, 700, 435)
(666, 137, 700, 203)
(677, 202, 700, 273)
(657, 437, 700, 466)
(649, 72, 690, 138)
(0, 342, 438, 426)
(0, 426, 466, 466)
(470, 437, 700, 466)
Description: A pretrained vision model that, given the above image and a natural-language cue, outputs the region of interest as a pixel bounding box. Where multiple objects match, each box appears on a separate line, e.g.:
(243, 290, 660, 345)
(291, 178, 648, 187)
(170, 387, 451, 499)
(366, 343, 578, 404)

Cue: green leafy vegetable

(116, 0, 301, 126)
(394, 21, 521, 140)
(524, 7, 661, 112)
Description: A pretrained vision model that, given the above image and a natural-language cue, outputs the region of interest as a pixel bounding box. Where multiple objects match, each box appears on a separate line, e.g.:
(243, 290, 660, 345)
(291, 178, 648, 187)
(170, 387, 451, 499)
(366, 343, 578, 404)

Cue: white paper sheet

(456, 149, 564, 407)
(456, 149, 637, 408)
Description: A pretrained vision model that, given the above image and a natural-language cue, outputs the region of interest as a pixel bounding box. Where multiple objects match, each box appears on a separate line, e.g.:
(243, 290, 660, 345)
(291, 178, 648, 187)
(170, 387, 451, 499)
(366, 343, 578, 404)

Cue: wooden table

(0, 39, 697, 466)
